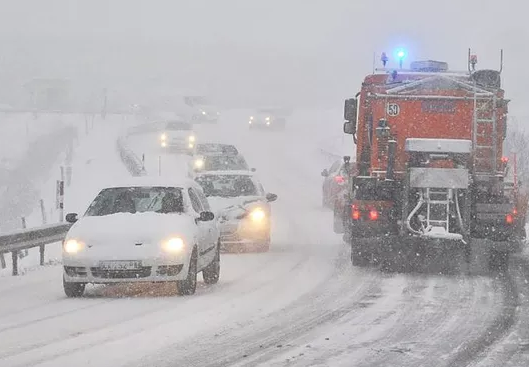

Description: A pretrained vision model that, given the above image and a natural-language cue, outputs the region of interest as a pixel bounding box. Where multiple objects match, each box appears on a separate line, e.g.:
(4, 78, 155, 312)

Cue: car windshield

(195, 175, 257, 197)
(204, 156, 248, 171)
(85, 187, 184, 216)
(165, 121, 191, 131)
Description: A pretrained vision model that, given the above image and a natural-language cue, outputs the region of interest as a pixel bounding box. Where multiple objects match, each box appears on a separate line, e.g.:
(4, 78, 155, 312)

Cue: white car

(194, 171, 277, 252)
(159, 120, 196, 155)
(62, 177, 220, 297)
(191, 144, 252, 174)
(184, 96, 220, 123)
(248, 107, 289, 131)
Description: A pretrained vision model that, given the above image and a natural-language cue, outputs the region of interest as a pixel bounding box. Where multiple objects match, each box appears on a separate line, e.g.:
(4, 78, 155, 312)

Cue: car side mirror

(321, 169, 329, 177)
(343, 121, 356, 135)
(199, 211, 215, 221)
(265, 193, 278, 202)
(344, 98, 357, 122)
(65, 213, 78, 223)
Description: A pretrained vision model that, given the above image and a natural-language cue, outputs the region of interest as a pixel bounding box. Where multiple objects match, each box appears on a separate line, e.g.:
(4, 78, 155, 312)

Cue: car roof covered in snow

(196, 143, 239, 155)
(195, 170, 254, 177)
(102, 176, 202, 190)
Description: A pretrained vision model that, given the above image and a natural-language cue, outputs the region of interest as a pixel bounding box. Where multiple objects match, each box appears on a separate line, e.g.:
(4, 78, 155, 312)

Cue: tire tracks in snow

(0, 238, 315, 366)
(459, 254, 529, 367)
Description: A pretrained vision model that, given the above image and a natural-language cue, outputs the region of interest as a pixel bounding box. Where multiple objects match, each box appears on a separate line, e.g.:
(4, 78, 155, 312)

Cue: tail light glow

(369, 209, 379, 221)
(506, 214, 514, 224)
(351, 205, 360, 220)
(334, 175, 345, 184)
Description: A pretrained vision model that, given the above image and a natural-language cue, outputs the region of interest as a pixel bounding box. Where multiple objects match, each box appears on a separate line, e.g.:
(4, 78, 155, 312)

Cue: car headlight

(160, 133, 167, 141)
(250, 116, 254, 120)
(188, 135, 196, 142)
(249, 208, 266, 222)
(161, 141, 167, 147)
(202, 111, 207, 115)
(194, 158, 205, 169)
(163, 237, 185, 253)
(249, 120, 252, 124)
(64, 239, 84, 254)
(266, 117, 270, 121)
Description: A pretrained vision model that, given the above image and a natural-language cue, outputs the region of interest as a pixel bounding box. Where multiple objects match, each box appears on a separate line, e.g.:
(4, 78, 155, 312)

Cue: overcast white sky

(0, 0, 527, 111)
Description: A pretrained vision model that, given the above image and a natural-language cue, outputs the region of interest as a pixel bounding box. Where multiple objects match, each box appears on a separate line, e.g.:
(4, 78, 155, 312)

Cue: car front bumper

(63, 255, 190, 283)
(161, 141, 195, 153)
(219, 220, 270, 246)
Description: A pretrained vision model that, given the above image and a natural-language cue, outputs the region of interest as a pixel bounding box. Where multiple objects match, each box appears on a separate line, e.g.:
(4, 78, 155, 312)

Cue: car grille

(90, 267, 152, 279)
(64, 266, 88, 277)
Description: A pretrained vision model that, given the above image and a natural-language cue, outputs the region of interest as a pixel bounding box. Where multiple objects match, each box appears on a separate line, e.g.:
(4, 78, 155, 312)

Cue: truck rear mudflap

(349, 234, 524, 272)
(350, 235, 466, 272)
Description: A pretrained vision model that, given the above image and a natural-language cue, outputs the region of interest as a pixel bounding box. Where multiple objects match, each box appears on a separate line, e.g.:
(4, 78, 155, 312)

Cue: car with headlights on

(248, 107, 290, 131)
(194, 171, 277, 252)
(192, 143, 252, 173)
(159, 120, 196, 155)
(184, 96, 220, 124)
(62, 177, 220, 298)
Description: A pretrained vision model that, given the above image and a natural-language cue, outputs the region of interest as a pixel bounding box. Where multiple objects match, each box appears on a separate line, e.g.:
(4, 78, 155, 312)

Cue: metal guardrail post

(12, 251, 18, 276)
(40, 245, 45, 266)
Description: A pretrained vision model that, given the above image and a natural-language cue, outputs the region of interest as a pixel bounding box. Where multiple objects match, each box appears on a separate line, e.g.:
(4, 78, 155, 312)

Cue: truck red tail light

(369, 209, 379, 221)
(351, 205, 360, 220)
(334, 175, 345, 184)
(506, 214, 514, 224)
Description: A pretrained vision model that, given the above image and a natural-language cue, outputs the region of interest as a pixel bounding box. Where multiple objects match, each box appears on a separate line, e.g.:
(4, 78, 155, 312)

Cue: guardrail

(0, 131, 143, 276)
(117, 136, 147, 176)
(0, 223, 72, 275)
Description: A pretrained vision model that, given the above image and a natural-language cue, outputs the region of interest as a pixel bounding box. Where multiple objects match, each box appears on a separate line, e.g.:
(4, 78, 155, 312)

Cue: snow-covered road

(0, 110, 528, 367)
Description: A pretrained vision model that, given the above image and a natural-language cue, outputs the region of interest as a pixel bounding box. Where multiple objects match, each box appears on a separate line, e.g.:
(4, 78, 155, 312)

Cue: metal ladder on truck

(424, 188, 452, 233)
(472, 83, 499, 176)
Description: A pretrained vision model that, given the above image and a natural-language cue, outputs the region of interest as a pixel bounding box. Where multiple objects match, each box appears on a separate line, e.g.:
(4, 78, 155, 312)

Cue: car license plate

(99, 260, 142, 270)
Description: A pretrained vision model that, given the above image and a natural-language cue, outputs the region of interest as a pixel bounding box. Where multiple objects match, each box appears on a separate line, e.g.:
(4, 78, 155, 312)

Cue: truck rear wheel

(333, 204, 345, 234)
(488, 249, 509, 272)
(351, 249, 371, 267)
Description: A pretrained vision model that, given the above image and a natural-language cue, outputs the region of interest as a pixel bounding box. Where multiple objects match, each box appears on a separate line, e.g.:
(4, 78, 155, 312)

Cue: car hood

(166, 130, 193, 138)
(67, 212, 197, 245)
(207, 196, 268, 219)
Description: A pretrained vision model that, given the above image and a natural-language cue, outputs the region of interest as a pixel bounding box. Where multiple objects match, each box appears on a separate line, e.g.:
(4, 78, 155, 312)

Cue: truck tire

(333, 204, 345, 234)
(351, 248, 370, 267)
(488, 249, 509, 272)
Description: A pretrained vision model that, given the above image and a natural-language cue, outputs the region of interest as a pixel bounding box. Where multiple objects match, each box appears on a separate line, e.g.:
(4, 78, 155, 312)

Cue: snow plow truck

(334, 50, 526, 271)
